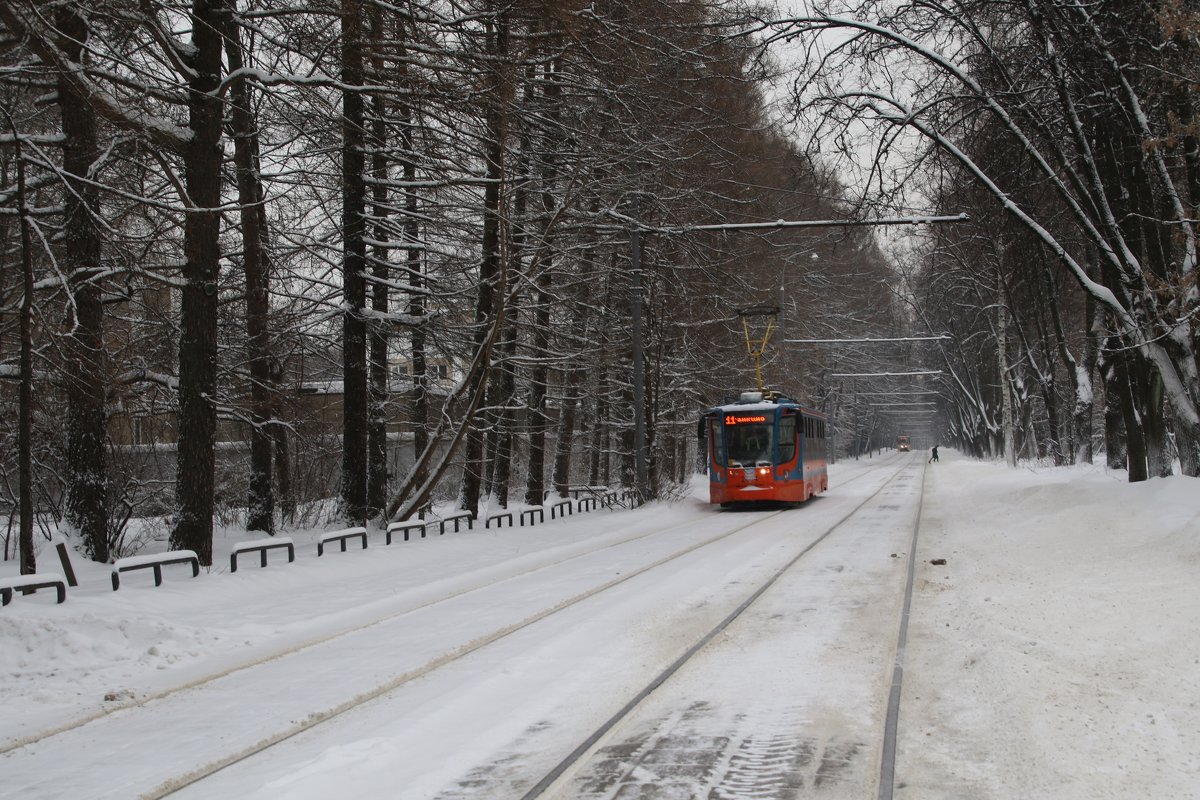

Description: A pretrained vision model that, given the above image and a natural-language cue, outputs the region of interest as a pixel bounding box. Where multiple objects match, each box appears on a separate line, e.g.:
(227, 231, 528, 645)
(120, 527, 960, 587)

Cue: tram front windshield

(725, 420, 773, 466)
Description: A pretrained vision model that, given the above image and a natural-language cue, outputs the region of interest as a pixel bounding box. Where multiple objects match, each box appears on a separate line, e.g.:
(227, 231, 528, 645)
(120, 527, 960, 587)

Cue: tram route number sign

(725, 414, 767, 425)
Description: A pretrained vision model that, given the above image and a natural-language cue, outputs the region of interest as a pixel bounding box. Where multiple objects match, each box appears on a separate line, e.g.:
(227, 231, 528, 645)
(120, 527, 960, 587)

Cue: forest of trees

(3, 0, 1195, 574)
(775, 0, 1200, 480)
(0, 0, 896, 571)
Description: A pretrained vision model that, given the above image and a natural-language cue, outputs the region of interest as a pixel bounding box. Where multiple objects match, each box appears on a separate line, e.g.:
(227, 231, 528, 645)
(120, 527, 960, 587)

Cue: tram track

(4, 453, 903, 760)
(154, 457, 910, 800)
(523, 454, 928, 799)
(3, 508, 777, 758)
(5, 457, 906, 800)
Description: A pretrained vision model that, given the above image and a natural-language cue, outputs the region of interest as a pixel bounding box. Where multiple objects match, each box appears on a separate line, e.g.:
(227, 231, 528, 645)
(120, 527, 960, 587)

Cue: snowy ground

(898, 453, 1200, 799)
(1, 449, 1197, 798)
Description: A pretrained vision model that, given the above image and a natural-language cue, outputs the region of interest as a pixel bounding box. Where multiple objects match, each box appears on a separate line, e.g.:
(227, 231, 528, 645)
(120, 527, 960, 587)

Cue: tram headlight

(757, 467, 769, 478)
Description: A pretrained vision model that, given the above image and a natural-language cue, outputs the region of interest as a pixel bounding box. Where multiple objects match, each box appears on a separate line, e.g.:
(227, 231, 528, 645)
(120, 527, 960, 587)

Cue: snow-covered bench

(230, 537, 295, 572)
(0, 573, 67, 606)
(436, 512, 474, 534)
(520, 507, 544, 526)
(550, 499, 573, 520)
(386, 521, 426, 543)
(317, 527, 367, 557)
(486, 511, 513, 529)
(111, 551, 199, 591)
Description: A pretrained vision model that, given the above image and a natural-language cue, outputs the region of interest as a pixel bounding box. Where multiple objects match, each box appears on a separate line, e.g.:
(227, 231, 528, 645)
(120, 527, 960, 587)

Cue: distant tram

(897, 435, 911, 452)
(701, 390, 829, 506)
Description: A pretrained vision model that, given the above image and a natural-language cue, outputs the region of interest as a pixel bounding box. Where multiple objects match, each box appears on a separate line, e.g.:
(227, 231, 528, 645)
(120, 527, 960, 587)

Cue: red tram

(701, 390, 829, 506)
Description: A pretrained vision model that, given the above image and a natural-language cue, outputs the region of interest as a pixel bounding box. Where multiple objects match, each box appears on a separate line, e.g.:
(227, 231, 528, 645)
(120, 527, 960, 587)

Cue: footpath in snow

(899, 449, 1200, 799)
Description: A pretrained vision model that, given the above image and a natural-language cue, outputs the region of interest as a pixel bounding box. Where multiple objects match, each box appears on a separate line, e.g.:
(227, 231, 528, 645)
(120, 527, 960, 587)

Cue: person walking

(929, 445, 939, 463)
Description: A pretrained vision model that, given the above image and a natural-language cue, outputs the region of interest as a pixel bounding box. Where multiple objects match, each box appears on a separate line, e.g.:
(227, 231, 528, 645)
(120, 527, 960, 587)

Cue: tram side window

(710, 419, 724, 465)
(779, 416, 796, 463)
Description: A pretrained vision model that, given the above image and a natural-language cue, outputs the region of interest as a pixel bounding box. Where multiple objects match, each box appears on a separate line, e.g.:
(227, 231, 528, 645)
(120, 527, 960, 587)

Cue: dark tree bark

(490, 123, 528, 509)
(11, 111, 35, 574)
(170, 0, 228, 565)
(366, 2, 389, 520)
(552, 300, 590, 497)
(224, 11, 274, 534)
(491, 298, 520, 508)
(273, 409, 295, 524)
(57, 6, 109, 561)
(390, 19, 428, 508)
(1075, 270, 1098, 465)
(1106, 339, 1148, 481)
(523, 266, 552, 507)
(460, 10, 508, 518)
(340, 0, 369, 524)
(590, 338, 612, 487)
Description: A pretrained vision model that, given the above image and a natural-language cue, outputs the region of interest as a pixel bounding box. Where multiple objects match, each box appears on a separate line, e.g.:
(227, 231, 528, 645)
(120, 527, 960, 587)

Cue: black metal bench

(1, 573, 67, 606)
(317, 527, 368, 556)
(550, 499, 573, 519)
(438, 512, 474, 534)
(519, 507, 544, 526)
(111, 551, 200, 591)
(386, 521, 427, 543)
(577, 496, 599, 512)
(230, 537, 295, 572)
(486, 512, 514, 529)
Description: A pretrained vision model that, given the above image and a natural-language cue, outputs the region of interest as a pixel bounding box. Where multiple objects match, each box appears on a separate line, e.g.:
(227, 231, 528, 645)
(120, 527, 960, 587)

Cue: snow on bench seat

(230, 537, 295, 572)
(317, 527, 367, 557)
(0, 573, 67, 606)
(111, 551, 199, 591)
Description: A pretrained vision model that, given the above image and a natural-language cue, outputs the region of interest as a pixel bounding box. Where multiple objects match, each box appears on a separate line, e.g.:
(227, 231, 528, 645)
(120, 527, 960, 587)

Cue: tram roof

(705, 395, 827, 417)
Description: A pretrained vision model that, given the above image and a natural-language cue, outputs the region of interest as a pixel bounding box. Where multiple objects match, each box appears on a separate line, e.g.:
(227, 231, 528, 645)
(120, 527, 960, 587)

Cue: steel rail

(145, 456, 902, 798)
(878, 455, 930, 799)
(521, 457, 921, 799)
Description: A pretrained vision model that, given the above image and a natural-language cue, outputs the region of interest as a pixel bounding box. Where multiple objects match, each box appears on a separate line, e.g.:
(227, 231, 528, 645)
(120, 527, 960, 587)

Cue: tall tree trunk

(590, 356, 609, 487)
(224, 12, 274, 534)
(273, 412, 295, 524)
(492, 298, 520, 508)
(170, 0, 228, 565)
(1107, 340, 1148, 481)
(1099, 352, 1124, 469)
(12, 113, 35, 574)
(366, 4, 389, 520)
(552, 376, 580, 498)
(491, 137, 527, 508)
(392, 20, 428, 508)
(460, 11, 508, 518)
(340, 0, 369, 524)
(57, 7, 109, 561)
(1075, 277, 1098, 465)
(1041, 261, 1089, 465)
(998, 295, 1017, 468)
(486, 63, 533, 502)
(524, 267, 552, 506)
(1138, 365, 1172, 478)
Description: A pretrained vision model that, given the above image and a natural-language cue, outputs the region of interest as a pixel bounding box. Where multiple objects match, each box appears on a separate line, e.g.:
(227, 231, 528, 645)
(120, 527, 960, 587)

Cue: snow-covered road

(5, 450, 1197, 799)
(5, 455, 917, 799)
